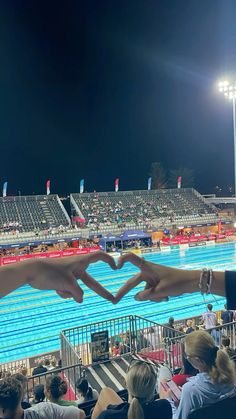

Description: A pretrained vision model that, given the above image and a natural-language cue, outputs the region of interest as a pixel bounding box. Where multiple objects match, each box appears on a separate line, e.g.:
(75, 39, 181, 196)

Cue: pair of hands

(26, 251, 188, 304)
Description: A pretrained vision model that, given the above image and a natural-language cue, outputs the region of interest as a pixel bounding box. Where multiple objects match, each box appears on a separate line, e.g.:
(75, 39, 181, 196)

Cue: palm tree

(149, 162, 167, 189)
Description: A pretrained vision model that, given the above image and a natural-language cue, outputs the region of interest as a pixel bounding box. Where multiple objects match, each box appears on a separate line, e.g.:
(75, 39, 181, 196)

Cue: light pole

(218, 80, 236, 196)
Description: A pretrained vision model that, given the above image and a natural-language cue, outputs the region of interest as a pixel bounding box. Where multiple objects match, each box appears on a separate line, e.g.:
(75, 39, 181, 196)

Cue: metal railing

(61, 315, 135, 366)
(60, 315, 185, 372)
(60, 333, 82, 389)
(26, 362, 82, 401)
(165, 320, 236, 370)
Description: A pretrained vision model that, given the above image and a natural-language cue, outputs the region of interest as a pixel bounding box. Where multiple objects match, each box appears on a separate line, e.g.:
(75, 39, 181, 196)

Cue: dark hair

(169, 317, 174, 323)
(46, 375, 67, 400)
(222, 336, 230, 347)
(12, 373, 27, 394)
(44, 358, 50, 367)
(33, 384, 45, 403)
(0, 377, 22, 410)
(207, 304, 213, 311)
(76, 378, 93, 399)
(182, 354, 198, 376)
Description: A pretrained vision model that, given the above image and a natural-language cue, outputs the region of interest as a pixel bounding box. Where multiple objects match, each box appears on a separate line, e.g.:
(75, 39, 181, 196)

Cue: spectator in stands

(43, 357, 56, 371)
(112, 341, 123, 356)
(160, 330, 236, 418)
(91, 360, 172, 419)
(202, 304, 217, 330)
(185, 319, 194, 334)
(163, 317, 176, 343)
(221, 304, 234, 324)
(45, 375, 78, 407)
(32, 360, 47, 376)
(221, 336, 236, 361)
(157, 348, 198, 391)
(31, 384, 45, 404)
(0, 377, 85, 418)
(76, 378, 99, 404)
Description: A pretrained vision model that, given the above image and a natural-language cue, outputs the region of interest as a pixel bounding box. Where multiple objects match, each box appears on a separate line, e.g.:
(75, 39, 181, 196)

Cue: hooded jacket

(172, 372, 235, 419)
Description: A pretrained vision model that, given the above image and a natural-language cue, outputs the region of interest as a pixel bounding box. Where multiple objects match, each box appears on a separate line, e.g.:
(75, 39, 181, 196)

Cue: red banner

(0, 246, 101, 266)
(46, 179, 51, 195)
(177, 176, 182, 189)
(115, 178, 119, 192)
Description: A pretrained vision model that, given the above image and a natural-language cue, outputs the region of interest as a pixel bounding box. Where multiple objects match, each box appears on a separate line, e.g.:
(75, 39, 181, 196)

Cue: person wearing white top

(202, 304, 217, 330)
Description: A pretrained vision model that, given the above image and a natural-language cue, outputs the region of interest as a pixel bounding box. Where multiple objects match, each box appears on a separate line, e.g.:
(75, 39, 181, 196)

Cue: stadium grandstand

(0, 194, 71, 233)
(70, 188, 223, 234)
(1, 187, 236, 417)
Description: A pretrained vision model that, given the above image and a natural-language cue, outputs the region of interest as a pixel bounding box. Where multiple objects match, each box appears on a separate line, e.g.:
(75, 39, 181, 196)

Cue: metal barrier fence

(166, 320, 236, 369)
(60, 333, 82, 389)
(61, 315, 135, 366)
(61, 315, 185, 371)
(26, 362, 82, 402)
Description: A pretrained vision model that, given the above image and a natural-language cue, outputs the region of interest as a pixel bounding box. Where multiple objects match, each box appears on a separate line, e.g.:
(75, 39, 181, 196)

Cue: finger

(135, 286, 169, 302)
(66, 277, 84, 303)
(87, 251, 117, 270)
(56, 290, 73, 299)
(80, 271, 115, 302)
(113, 273, 144, 304)
(117, 253, 145, 270)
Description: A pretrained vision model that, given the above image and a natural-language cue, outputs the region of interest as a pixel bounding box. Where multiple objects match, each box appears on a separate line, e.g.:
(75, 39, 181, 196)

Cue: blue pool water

(1, 242, 236, 363)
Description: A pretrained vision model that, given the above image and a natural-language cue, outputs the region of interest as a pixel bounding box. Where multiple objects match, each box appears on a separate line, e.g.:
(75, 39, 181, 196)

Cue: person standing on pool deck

(202, 304, 217, 330)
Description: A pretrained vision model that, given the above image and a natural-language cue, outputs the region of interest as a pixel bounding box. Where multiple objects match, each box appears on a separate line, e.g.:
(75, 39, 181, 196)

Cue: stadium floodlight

(218, 79, 236, 196)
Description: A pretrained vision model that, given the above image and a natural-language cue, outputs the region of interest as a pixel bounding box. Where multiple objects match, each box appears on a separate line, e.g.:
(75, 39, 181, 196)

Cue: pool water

(1, 242, 235, 363)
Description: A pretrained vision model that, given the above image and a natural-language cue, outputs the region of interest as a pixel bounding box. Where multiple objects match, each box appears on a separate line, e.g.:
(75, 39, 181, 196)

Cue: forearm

(161, 266, 226, 298)
(0, 261, 32, 298)
(180, 269, 225, 296)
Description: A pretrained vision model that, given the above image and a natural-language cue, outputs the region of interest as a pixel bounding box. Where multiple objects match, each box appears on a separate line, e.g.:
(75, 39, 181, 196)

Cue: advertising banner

(91, 330, 109, 363)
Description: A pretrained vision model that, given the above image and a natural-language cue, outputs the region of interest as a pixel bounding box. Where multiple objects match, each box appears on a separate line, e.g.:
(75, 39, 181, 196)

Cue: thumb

(135, 285, 169, 302)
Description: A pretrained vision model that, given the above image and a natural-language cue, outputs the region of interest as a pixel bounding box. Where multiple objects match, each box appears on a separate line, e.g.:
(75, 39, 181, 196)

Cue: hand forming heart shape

(6, 250, 198, 304)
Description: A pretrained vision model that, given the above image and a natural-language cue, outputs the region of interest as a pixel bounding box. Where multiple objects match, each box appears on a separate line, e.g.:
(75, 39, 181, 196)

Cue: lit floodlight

(234, 222, 236, 228)
(218, 76, 236, 196)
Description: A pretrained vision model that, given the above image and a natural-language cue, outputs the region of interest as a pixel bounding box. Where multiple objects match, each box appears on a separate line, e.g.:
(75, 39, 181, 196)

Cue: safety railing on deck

(60, 315, 185, 372)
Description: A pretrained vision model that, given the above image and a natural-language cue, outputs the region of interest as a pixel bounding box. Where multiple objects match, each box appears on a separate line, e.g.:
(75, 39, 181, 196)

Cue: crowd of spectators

(0, 221, 22, 235)
(73, 189, 216, 231)
(1, 326, 236, 418)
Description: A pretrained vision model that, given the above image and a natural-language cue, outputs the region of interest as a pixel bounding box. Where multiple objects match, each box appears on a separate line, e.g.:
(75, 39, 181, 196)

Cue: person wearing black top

(91, 360, 172, 419)
(32, 362, 47, 376)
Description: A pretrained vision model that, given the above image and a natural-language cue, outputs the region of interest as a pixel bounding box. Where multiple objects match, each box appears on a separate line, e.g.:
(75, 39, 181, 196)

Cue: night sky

(1, 0, 236, 196)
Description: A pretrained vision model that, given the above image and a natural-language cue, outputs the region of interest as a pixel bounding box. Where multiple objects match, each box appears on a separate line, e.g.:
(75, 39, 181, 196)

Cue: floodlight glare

(218, 77, 236, 195)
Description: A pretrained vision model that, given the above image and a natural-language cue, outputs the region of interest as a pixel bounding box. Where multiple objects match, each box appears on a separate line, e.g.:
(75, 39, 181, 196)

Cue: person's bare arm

(114, 253, 225, 303)
(0, 251, 117, 303)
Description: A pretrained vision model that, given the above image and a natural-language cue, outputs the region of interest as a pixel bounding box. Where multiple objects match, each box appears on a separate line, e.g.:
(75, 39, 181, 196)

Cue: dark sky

(0, 0, 236, 196)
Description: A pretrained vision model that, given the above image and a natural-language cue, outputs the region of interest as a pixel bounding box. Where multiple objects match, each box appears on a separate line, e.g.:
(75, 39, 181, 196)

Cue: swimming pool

(1, 242, 235, 363)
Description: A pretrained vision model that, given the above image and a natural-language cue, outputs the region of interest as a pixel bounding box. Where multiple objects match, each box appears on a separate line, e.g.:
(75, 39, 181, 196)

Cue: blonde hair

(185, 330, 236, 385)
(126, 361, 157, 419)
